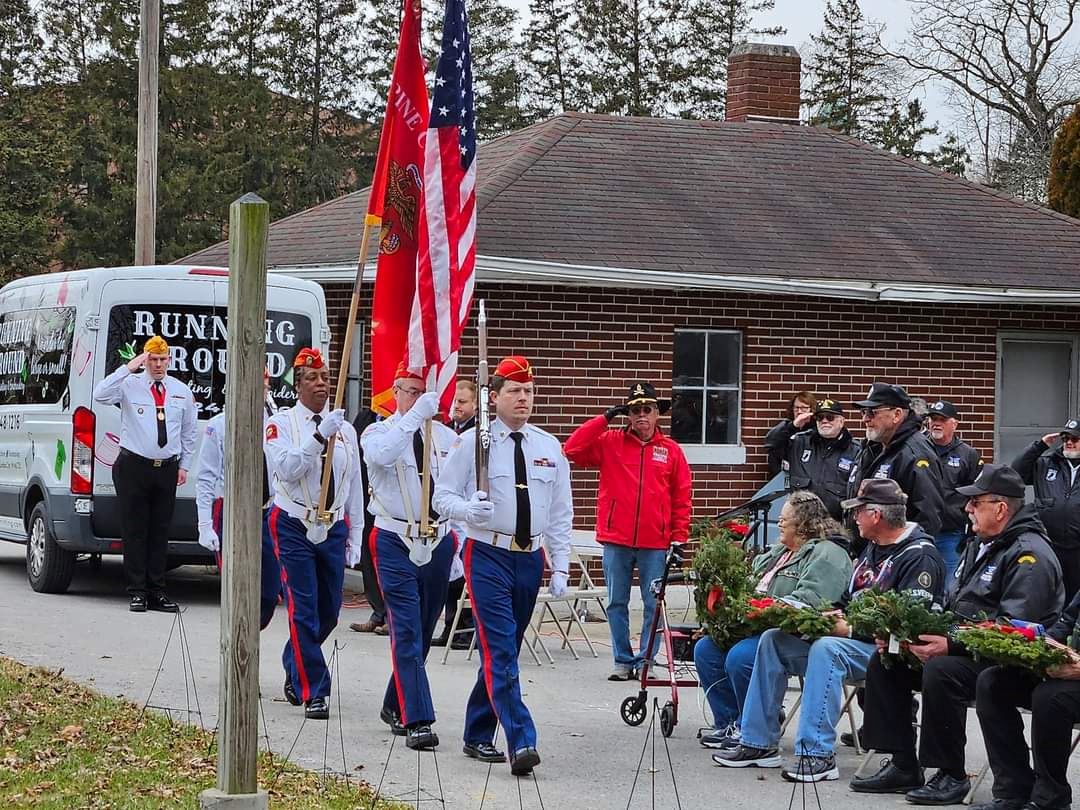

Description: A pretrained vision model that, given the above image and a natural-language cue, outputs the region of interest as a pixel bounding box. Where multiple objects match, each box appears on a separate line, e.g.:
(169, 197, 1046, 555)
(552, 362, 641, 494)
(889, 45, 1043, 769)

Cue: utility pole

(199, 193, 270, 810)
(134, 0, 160, 266)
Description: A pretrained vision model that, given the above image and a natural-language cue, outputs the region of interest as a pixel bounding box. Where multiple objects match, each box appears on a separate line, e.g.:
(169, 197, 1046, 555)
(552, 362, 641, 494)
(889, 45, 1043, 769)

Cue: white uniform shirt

(433, 417, 572, 573)
(195, 411, 274, 527)
(93, 365, 198, 468)
(360, 412, 458, 525)
(263, 400, 363, 544)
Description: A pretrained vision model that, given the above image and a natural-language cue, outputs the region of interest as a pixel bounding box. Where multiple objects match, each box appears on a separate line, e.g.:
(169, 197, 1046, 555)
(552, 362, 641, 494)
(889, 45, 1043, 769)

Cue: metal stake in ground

(199, 193, 270, 810)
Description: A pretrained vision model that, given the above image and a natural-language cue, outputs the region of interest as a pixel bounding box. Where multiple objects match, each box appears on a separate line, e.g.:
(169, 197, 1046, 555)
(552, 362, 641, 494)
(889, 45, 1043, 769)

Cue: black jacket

(933, 436, 982, 533)
(764, 421, 861, 520)
(764, 419, 795, 477)
(847, 413, 944, 554)
(946, 505, 1064, 627)
(1012, 440, 1080, 550)
(1048, 589, 1080, 647)
(840, 524, 946, 609)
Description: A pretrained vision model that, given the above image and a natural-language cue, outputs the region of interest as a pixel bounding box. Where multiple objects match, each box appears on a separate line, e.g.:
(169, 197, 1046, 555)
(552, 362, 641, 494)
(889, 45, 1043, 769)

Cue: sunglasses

(815, 413, 840, 422)
(860, 406, 896, 418)
(630, 405, 655, 415)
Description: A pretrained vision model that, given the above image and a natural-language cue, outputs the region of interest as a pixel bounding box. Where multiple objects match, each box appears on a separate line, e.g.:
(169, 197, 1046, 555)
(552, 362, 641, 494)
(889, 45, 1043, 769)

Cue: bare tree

(889, 1, 1080, 193)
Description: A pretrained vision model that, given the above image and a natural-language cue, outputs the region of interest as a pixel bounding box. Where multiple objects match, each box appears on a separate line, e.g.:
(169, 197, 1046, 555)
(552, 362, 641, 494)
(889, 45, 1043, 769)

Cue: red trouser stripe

(463, 539, 497, 715)
(268, 507, 311, 703)
(370, 529, 409, 725)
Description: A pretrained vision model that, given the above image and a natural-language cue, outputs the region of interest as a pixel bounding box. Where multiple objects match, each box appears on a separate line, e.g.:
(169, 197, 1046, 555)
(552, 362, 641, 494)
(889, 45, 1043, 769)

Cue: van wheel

(26, 502, 75, 594)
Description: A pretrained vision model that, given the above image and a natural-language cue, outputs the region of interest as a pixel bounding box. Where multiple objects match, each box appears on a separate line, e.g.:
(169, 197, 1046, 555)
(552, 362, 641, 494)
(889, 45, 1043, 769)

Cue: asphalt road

(1, 543, 1074, 810)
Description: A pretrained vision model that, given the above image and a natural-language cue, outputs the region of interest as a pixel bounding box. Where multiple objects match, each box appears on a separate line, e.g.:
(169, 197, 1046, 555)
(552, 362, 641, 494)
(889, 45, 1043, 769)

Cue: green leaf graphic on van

(21, 359, 28, 385)
(118, 342, 137, 361)
(54, 440, 66, 480)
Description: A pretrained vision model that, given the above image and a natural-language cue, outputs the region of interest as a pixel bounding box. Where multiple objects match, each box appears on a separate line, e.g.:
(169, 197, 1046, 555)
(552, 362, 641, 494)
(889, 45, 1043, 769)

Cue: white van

(0, 265, 330, 593)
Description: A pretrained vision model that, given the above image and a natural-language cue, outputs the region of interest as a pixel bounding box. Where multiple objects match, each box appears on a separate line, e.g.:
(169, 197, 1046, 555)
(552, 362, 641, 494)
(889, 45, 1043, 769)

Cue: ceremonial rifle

(475, 300, 490, 492)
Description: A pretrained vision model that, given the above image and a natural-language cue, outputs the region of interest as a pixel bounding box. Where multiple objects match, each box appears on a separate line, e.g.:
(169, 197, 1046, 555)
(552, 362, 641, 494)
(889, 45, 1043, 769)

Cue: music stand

(713, 488, 790, 554)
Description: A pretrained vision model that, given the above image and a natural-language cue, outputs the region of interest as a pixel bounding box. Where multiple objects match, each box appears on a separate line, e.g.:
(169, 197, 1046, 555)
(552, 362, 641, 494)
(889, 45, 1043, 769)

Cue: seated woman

(695, 490, 853, 749)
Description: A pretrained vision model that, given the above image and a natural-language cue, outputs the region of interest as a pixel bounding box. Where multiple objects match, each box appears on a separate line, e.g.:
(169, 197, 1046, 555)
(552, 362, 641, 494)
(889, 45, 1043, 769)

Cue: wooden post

(134, 0, 159, 266)
(200, 193, 269, 809)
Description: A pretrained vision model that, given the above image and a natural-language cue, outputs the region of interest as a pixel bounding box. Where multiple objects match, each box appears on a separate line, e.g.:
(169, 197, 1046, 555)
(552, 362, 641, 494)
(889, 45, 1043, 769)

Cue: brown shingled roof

(181, 112, 1080, 290)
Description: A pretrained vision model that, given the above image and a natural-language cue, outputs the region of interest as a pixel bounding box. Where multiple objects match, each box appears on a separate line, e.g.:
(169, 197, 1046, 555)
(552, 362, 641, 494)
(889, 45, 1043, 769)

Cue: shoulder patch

(265, 424, 278, 441)
(1017, 554, 1037, 565)
(915, 458, 930, 468)
(917, 571, 933, 589)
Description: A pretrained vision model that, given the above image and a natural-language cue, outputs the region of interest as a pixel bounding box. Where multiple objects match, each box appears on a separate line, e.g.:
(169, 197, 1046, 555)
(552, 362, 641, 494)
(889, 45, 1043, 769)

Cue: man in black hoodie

(847, 383, 944, 556)
(975, 588, 1080, 810)
(851, 464, 1065, 805)
(1012, 418, 1080, 600)
(762, 398, 862, 520)
(926, 400, 982, 579)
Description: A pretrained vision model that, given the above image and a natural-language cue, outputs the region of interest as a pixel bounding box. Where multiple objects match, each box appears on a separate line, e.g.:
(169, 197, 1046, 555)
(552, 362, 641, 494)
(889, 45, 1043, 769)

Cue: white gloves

(198, 522, 220, 552)
(345, 536, 363, 567)
(449, 552, 465, 581)
(549, 571, 569, 598)
(398, 391, 440, 432)
(317, 408, 346, 439)
(459, 490, 494, 527)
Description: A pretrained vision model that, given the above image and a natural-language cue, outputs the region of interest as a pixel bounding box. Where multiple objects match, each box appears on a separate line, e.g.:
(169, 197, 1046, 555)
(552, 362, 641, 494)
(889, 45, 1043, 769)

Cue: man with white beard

(1013, 418, 1080, 600)
(765, 398, 861, 520)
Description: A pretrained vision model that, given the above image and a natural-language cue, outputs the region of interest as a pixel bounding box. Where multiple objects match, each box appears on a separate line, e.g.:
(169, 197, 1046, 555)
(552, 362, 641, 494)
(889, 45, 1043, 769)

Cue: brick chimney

(725, 43, 801, 124)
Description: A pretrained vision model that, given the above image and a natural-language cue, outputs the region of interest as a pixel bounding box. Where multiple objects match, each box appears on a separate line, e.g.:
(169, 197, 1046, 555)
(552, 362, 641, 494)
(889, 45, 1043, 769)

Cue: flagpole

(316, 214, 377, 522)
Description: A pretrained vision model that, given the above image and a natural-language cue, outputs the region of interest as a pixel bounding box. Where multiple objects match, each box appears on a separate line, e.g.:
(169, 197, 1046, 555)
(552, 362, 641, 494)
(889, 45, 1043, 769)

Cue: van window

(105, 305, 313, 417)
(0, 307, 76, 405)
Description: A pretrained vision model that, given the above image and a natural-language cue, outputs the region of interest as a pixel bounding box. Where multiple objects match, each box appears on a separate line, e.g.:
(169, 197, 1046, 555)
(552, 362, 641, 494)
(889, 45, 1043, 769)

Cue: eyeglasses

(968, 497, 1004, 508)
(395, 385, 424, 398)
(1062, 435, 1080, 444)
(630, 405, 655, 415)
(860, 406, 895, 418)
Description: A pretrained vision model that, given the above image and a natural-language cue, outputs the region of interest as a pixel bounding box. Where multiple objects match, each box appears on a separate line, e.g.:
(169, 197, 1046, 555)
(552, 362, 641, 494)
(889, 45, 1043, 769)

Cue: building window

(671, 330, 741, 445)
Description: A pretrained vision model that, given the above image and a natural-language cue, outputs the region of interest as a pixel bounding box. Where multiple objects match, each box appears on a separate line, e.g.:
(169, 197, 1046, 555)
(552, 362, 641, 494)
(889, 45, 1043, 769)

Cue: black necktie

(510, 432, 531, 549)
(413, 430, 437, 521)
(311, 415, 335, 505)
(153, 381, 167, 447)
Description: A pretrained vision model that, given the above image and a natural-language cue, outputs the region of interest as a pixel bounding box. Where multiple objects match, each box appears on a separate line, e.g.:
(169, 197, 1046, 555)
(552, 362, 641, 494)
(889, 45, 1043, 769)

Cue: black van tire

(26, 502, 76, 594)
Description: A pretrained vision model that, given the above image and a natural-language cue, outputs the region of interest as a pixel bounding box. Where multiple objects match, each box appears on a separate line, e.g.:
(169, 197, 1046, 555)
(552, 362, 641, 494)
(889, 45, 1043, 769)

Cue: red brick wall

(322, 280, 1076, 532)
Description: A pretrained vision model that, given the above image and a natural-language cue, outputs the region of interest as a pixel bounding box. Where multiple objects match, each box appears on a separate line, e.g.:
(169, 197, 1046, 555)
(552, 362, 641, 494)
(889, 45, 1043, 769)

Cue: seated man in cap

(975, 587, 1080, 810)
(926, 400, 983, 579)
(264, 348, 365, 720)
(762, 397, 861, 521)
(1013, 419, 1080, 600)
(564, 381, 692, 681)
(93, 335, 198, 612)
(852, 464, 1065, 804)
(848, 383, 945, 556)
(714, 479, 945, 782)
(433, 356, 573, 776)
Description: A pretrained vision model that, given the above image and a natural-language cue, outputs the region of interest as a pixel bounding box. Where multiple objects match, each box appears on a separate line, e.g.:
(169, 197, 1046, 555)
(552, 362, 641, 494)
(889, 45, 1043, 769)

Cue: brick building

(184, 43, 1080, 532)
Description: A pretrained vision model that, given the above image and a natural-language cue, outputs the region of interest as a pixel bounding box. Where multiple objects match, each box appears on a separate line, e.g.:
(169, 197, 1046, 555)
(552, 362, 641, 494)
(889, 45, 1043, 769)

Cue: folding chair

(779, 676, 864, 756)
(439, 576, 545, 666)
(526, 546, 604, 662)
(964, 715, 1080, 804)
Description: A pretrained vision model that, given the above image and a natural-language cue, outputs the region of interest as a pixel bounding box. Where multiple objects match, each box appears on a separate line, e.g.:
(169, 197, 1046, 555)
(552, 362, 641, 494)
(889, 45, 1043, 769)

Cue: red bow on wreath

(707, 585, 726, 614)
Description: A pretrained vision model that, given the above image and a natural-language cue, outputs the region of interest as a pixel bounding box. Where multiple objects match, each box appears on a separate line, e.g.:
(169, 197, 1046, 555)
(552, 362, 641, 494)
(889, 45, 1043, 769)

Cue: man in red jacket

(565, 382, 692, 680)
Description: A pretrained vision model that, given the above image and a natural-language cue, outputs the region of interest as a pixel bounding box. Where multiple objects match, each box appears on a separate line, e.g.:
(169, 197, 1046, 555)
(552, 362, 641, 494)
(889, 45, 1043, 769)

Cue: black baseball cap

(955, 463, 1025, 499)
(840, 478, 909, 511)
(854, 383, 912, 410)
(625, 382, 671, 415)
(815, 398, 844, 417)
(1060, 418, 1080, 440)
(927, 400, 959, 420)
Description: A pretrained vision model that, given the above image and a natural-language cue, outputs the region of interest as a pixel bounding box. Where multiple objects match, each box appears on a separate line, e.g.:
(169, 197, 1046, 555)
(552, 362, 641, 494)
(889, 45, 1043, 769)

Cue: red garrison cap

(293, 347, 325, 369)
(395, 360, 424, 382)
(495, 355, 534, 383)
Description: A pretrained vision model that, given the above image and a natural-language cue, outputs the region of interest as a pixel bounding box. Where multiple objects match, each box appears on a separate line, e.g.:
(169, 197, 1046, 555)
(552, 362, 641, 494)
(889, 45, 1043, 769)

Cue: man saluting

(433, 356, 573, 776)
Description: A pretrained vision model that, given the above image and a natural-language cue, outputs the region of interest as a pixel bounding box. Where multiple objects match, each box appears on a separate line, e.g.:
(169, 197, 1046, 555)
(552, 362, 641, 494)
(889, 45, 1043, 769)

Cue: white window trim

(681, 444, 747, 465)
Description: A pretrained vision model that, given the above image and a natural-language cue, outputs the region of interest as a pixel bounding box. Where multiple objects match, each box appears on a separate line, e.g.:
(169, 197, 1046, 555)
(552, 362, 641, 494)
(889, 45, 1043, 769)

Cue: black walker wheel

(659, 701, 676, 737)
(620, 694, 647, 726)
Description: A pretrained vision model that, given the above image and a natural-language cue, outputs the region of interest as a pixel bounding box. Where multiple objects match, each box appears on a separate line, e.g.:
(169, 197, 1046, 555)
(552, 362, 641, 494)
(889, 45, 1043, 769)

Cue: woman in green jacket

(696, 490, 853, 749)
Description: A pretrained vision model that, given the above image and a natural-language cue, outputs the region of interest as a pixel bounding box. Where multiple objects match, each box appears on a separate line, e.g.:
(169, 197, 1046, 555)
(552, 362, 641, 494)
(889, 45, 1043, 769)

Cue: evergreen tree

(358, 0, 404, 122)
(875, 99, 937, 161)
(1048, 103, 1080, 219)
(522, 0, 585, 117)
(928, 133, 968, 177)
(806, 0, 891, 140)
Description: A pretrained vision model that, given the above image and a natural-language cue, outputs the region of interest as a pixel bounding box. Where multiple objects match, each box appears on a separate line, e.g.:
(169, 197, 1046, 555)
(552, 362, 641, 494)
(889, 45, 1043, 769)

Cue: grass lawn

(0, 656, 405, 809)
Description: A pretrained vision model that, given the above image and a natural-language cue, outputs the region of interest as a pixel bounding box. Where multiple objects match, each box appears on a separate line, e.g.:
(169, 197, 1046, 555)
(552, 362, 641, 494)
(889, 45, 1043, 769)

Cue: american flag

(406, 0, 477, 412)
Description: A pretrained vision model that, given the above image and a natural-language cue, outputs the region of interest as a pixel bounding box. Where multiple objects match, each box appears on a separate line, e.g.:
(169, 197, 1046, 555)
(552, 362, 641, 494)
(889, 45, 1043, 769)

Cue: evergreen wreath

(953, 622, 1069, 677)
(692, 518, 754, 647)
(845, 589, 954, 668)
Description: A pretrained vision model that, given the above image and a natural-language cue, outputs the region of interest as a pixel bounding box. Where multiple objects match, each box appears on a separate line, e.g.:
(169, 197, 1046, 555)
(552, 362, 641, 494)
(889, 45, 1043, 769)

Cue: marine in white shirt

(93, 335, 198, 613)
(262, 347, 363, 720)
(432, 355, 572, 775)
(360, 364, 457, 750)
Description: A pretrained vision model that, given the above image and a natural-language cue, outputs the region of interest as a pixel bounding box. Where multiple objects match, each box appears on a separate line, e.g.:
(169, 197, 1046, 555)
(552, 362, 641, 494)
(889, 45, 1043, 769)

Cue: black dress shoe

(430, 632, 450, 648)
(906, 771, 971, 805)
(305, 696, 329, 720)
(147, 593, 180, 613)
(850, 758, 925, 794)
(450, 632, 474, 651)
(405, 725, 439, 750)
(510, 746, 540, 775)
(971, 799, 1027, 810)
(283, 676, 301, 706)
(463, 742, 507, 763)
(379, 706, 406, 736)
(840, 726, 864, 748)
(1021, 802, 1071, 810)
(129, 594, 148, 612)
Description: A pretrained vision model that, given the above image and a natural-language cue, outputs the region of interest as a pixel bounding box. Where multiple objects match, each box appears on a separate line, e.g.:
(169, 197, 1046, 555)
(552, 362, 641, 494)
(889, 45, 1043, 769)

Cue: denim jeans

(935, 529, 964, 581)
(602, 544, 668, 666)
(693, 634, 761, 728)
(740, 628, 875, 757)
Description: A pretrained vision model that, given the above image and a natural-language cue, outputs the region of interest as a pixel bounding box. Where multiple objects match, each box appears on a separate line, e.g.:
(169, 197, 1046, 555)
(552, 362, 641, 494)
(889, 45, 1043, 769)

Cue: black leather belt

(118, 448, 179, 468)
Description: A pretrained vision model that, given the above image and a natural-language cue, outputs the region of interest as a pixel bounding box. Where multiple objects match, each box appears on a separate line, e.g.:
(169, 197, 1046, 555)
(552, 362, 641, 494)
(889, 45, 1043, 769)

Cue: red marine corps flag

(368, 0, 430, 416)
(404, 0, 477, 414)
